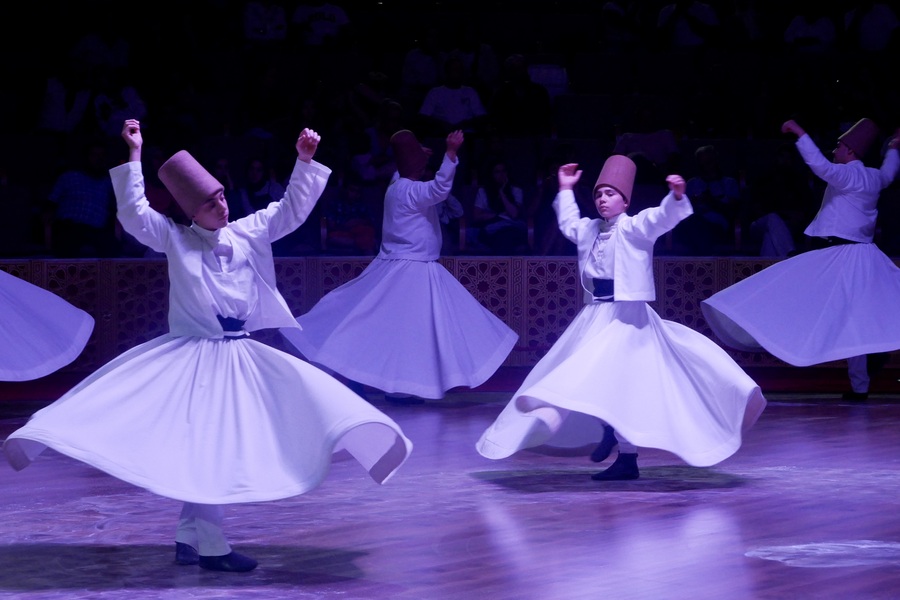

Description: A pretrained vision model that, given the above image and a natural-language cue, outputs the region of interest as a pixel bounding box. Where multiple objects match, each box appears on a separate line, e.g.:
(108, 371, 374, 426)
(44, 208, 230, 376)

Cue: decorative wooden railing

(1, 256, 848, 374)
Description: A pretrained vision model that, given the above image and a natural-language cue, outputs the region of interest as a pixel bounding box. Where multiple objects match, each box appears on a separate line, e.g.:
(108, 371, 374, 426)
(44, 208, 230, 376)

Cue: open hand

(557, 163, 582, 190)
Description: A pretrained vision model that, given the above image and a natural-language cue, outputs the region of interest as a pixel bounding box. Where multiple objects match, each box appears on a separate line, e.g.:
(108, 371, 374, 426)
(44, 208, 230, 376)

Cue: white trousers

(175, 503, 231, 557)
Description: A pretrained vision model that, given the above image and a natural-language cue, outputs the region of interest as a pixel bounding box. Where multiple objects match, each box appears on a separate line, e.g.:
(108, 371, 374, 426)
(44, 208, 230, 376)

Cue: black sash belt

(217, 315, 248, 339)
(592, 278, 614, 301)
(811, 236, 860, 249)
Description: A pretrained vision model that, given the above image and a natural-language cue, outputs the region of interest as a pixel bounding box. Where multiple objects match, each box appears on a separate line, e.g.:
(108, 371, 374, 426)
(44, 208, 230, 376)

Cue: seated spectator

(322, 174, 379, 255)
(417, 56, 489, 138)
(676, 144, 743, 255)
(236, 156, 287, 216)
(745, 141, 818, 257)
(471, 158, 529, 255)
(47, 137, 118, 258)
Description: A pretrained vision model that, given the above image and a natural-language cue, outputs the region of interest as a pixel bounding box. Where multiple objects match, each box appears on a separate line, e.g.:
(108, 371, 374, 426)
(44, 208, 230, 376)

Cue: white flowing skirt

(4, 334, 413, 504)
(701, 244, 900, 366)
(476, 301, 766, 467)
(282, 258, 518, 399)
(0, 269, 94, 381)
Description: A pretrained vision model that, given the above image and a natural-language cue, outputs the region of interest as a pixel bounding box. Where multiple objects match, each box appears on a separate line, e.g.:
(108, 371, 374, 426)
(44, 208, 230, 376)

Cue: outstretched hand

(557, 163, 582, 191)
(889, 128, 900, 150)
(666, 174, 686, 200)
(296, 128, 321, 163)
(121, 119, 142, 162)
(121, 119, 142, 149)
(446, 130, 464, 161)
(781, 119, 805, 138)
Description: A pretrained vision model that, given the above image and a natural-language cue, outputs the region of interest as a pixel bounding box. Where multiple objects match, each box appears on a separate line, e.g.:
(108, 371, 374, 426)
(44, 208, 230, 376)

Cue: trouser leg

(177, 502, 231, 557)
(847, 355, 869, 393)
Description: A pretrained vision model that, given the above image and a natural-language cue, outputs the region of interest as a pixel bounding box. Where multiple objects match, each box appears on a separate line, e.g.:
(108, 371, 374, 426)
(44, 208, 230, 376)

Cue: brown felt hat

(157, 150, 224, 218)
(594, 154, 636, 203)
(838, 118, 879, 158)
(390, 130, 430, 180)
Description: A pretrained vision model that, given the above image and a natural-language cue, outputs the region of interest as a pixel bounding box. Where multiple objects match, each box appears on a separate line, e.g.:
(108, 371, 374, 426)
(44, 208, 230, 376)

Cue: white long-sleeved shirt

(798, 134, 900, 243)
(111, 158, 331, 337)
(378, 153, 457, 261)
(554, 188, 693, 303)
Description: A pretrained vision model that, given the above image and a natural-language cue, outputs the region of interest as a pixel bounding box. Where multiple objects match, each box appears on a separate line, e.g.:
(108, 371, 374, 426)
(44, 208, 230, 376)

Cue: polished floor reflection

(2, 386, 900, 599)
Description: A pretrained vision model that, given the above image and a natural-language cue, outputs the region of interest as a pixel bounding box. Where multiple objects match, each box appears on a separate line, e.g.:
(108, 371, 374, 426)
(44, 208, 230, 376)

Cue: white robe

(0, 269, 94, 381)
(702, 135, 900, 367)
(477, 190, 766, 467)
(282, 154, 518, 399)
(3, 158, 413, 504)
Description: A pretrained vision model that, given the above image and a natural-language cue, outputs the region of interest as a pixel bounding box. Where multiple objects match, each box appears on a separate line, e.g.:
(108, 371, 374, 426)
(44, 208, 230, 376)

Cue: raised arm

(295, 128, 320, 164)
(111, 119, 172, 252)
(781, 119, 806, 139)
(445, 129, 463, 164)
(121, 119, 142, 163)
(244, 128, 332, 241)
(553, 163, 588, 243)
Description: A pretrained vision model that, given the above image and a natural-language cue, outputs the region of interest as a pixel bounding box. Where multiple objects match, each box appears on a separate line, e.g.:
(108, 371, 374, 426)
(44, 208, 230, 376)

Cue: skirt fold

(477, 302, 765, 467)
(283, 259, 518, 398)
(702, 244, 900, 365)
(4, 335, 412, 503)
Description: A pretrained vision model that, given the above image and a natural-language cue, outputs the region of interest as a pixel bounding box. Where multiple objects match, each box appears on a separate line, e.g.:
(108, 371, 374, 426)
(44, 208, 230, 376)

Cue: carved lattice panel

(274, 258, 309, 315)
(454, 258, 513, 322)
(1, 257, 859, 375)
(316, 258, 372, 300)
(658, 258, 717, 334)
(43, 261, 105, 372)
(518, 258, 580, 366)
(111, 260, 169, 355)
(729, 258, 780, 284)
(0, 261, 30, 281)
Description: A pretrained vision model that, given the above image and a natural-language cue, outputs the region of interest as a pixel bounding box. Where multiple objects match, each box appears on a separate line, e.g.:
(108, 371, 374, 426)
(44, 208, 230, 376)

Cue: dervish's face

(832, 141, 855, 164)
(193, 190, 229, 230)
(594, 185, 628, 220)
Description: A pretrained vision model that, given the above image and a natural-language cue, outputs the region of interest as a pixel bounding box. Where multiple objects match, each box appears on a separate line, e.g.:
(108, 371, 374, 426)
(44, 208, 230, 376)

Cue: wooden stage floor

(2, 380, 900, 599)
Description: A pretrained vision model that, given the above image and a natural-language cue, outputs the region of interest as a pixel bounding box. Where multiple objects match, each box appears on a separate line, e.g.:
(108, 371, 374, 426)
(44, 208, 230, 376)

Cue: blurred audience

(2, 2, 900, 259)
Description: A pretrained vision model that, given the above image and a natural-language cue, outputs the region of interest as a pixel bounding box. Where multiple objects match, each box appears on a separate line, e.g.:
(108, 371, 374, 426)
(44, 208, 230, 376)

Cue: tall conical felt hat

(390, 130, 429, 180)
(594, 154, 636, 203)
(158, 150, 224, 218)
(838, 118, 879, 158)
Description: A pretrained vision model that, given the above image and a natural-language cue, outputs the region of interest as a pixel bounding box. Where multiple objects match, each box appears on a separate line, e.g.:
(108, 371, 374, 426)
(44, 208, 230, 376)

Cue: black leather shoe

(591, 452, 639, 481)
(842, 391, 869, 401)
(590, 425, 618, 463)
(199, 551, 258, 572)
(175, 542, 199, 565)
